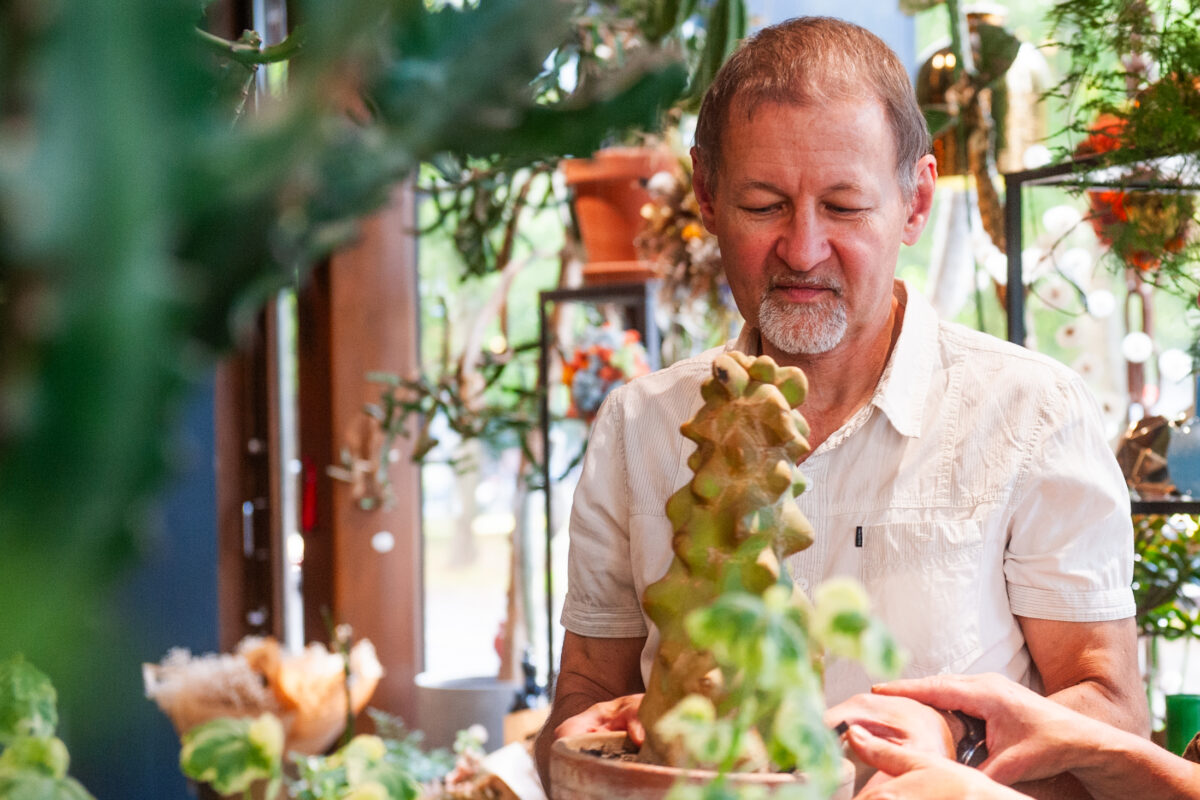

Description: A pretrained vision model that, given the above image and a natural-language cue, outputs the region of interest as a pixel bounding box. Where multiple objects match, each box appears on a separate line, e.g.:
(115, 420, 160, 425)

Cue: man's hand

(554, 693, 646, 745)
(872, 672, 1109, 786)
(534, 632, 645, 793)
(846, 724, 1026, 800)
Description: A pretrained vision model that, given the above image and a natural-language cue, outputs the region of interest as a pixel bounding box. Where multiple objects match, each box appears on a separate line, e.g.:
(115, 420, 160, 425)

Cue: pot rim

(550, 731, 814, 785)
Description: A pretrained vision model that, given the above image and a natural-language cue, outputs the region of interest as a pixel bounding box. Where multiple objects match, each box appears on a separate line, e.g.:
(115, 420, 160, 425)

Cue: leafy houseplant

(1133, 514, 1200, 641)
(549, 353, 901, 800)
(0, 655, 96, 800)
(178, 708, 465, 800)
(1132, 513, 1200, 729)
(1045, 0, 1200, 304)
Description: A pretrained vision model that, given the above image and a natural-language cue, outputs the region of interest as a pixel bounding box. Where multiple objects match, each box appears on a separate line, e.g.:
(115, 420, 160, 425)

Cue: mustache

(767, 277, 843, 293)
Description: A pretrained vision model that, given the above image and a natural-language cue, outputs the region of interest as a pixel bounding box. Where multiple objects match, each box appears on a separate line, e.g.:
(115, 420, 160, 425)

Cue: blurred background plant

(634, 150, 738, 361)
(0, 0, 696, 771)
(1134, 514, 1200, 641)
(179, 708, 481, 800)
(561, 323, 651, 421)
(1046, 0, 1200, 310)
(1132, 513, 1200, 729)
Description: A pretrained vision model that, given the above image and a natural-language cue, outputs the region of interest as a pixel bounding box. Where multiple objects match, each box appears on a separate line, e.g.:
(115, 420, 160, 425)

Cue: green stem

(718, 693, 757, 775)
(195, 27, 304, 65)
(945, 0, 975, 79)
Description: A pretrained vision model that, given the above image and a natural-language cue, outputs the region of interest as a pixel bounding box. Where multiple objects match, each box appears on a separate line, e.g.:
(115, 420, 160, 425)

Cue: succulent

(638, 351, 815, 767)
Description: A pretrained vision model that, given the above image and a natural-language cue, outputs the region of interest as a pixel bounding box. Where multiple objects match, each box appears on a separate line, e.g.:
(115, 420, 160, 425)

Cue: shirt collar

(873, 279, 936, 439)
(726, 278, 936, 439)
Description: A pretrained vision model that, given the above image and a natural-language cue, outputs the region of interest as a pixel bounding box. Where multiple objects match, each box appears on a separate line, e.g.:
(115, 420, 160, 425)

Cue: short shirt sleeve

(560, 389, 649, 638)
(1004, 374, 1136, 622)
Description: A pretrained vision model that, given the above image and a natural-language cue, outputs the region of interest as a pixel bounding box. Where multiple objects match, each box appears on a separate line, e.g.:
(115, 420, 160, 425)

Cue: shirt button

(798, 578, 810, 592)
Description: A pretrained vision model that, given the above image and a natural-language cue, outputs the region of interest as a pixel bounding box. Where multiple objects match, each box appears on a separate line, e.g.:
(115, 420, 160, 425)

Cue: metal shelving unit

(535, 280, 660, 687)
(1003, 154, 1200, 516)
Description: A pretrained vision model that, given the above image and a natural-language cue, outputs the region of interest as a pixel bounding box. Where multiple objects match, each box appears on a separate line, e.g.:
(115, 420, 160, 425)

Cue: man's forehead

(729, 90, 884, 123)
(713, 95, 898, 180)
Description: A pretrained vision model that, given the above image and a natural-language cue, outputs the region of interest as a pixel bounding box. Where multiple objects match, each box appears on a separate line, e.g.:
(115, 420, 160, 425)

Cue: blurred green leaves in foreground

(0, 0, 685, 695)
(0, 655, 95, 799)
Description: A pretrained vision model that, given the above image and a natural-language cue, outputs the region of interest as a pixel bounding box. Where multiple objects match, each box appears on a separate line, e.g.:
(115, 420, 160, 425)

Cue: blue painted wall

(63, 377, 219, 800)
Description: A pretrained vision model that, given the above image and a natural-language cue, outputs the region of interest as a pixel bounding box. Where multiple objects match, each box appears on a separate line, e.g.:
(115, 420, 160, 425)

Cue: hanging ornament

(1122, 331, 1154, 364)
(1085, 289, 1116, 318)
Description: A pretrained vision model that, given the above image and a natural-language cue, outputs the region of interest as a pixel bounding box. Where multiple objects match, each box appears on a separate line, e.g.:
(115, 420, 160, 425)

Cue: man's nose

(774, 208, 831, 270)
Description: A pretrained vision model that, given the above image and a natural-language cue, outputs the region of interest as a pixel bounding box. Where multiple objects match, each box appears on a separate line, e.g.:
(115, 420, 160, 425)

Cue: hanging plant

(1075, 110, 1196, 273)
(1047, 0, 1200, 298)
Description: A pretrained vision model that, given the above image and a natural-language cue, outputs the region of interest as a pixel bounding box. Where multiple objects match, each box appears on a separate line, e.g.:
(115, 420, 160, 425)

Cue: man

(535, 16, 1147, 796)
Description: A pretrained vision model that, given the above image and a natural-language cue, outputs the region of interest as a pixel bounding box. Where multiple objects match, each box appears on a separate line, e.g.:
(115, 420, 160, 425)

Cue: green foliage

(0, 656, 94, 800)
(180, 709, 454, 800)
(291, 734, 420, 800)
(0, 656, 57, 745)
(638, 355, 901, 797)
(1045, 0, 1200, 293)
(811, 579, 904, 679)
(180, 714, 284, 798)
(366, 709, 455, 784)
(658, 583, 901, 799)
(1133, 514, 1200, 639)
(0, 773, 97, 800)
(0, 0, 692, 701)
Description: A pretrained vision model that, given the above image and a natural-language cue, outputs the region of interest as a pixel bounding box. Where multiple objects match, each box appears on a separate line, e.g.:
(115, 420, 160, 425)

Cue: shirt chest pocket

(859, 519, 985, 673)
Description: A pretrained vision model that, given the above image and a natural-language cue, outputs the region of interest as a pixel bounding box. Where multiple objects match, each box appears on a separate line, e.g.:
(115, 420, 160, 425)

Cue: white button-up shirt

(560, 280, 1135, 705)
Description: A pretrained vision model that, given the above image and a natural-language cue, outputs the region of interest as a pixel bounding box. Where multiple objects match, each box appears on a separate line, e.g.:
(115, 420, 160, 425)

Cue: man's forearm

(1044, 676, 1150, 737)
(533, 687, 611, 787)
(533, 632, 647, 793)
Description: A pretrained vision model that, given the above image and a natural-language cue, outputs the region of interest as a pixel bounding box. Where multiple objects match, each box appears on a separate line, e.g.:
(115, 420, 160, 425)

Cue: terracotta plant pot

(549, 732, 856, 800)
(561, 147, 675, 285)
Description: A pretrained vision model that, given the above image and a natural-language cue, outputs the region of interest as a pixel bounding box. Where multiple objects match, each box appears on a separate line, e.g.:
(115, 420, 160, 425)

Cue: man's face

(693, 98, 931, 358)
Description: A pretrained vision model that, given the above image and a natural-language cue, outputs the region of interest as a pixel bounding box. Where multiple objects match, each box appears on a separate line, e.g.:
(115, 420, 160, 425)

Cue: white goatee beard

(758, 292, 848, 355)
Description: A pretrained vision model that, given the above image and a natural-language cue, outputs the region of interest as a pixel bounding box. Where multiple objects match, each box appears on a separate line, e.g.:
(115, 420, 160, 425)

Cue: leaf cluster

(180, 710, 437, 800)
(367, 337, 543, 484)
(0, 0, 690, 674)
(0, 656, 95, 800)
(1133, 513, 1200, 639)
(657, 582, 903, 799)
(1040, 0, 1200, 313)
(416, 0, 746, 283)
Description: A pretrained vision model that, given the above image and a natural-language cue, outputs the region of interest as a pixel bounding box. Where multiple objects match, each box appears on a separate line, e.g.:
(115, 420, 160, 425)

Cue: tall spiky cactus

(638, 351, 815, 767)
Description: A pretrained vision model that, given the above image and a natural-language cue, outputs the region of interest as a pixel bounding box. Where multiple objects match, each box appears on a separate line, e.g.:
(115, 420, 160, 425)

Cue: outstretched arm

(872, 672, 1199, 800)
(533, 631, 645, 793)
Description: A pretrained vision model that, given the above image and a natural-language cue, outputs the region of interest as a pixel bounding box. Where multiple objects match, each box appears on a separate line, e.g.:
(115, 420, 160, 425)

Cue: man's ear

(691, 146, 719, 233)
(901, 154, 938, 246)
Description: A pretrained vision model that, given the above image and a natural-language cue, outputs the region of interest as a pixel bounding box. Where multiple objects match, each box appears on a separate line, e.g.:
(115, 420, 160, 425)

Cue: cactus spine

(638, 351, 815, 767)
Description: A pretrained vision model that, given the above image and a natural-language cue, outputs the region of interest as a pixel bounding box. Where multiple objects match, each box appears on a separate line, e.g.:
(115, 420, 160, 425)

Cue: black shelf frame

(536, 281, 660, 689)
(1003, 154, 1200, 518)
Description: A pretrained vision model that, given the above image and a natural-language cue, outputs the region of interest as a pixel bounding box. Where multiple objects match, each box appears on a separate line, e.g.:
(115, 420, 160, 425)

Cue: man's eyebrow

(731, 179, 869, 194)
(732, 179, 784, 194)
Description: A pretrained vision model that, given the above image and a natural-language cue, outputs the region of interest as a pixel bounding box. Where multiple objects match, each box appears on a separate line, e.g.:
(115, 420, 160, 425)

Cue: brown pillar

(323, 185, 424, 721)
